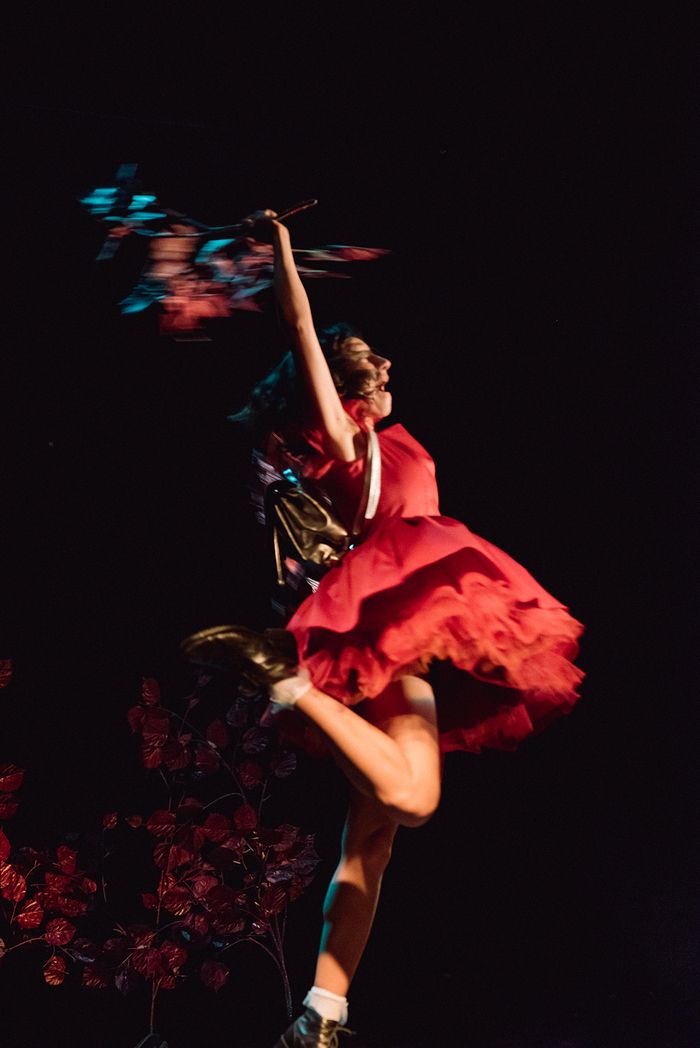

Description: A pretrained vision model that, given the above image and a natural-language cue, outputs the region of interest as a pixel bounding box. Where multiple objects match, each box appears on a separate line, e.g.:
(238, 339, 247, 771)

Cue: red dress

(281, 403, 584, 755)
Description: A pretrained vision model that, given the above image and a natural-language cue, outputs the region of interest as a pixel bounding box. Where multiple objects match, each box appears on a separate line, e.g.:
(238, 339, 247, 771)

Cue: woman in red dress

(182, 211, 585, 1047)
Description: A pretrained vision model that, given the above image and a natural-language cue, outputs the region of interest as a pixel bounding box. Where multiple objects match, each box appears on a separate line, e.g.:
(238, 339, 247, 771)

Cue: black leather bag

(265, 428, 381, 587)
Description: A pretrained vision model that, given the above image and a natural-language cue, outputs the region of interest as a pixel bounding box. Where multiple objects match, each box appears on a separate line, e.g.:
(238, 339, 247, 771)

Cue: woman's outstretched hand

(241, 208, 283, 244)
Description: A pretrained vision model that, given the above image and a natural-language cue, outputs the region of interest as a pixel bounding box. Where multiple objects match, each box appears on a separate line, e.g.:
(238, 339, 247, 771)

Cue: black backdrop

(3, 11, 696, 1048)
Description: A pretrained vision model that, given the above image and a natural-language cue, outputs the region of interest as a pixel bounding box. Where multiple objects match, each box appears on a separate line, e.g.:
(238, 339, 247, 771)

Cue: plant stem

(245, 934, 293, 1019)
(201, 792, 242, 811)
(270, 914, 292, 1020)
(150, 978, 159, 1035)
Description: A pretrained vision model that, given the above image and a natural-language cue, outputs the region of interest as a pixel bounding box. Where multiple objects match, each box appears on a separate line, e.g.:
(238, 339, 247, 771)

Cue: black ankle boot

(272, 1006, 354, 1047)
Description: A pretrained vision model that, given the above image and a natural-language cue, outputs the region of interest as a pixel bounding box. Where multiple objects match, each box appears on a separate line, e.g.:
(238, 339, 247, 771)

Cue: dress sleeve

(298, 424, 336, 480)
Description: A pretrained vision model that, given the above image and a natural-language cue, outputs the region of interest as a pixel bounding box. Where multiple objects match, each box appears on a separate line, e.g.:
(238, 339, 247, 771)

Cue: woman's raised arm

(247, 211, 359, 460)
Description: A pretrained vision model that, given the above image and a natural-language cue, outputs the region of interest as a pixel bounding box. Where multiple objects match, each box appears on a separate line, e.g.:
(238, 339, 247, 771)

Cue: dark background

(2, 10, 697, 1047)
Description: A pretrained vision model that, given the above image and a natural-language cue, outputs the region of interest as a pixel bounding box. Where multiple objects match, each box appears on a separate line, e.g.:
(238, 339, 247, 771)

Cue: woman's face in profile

(341, 338, 393, 420)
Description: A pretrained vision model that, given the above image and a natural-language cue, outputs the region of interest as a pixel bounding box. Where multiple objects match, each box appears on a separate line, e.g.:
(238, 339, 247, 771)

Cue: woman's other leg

(309, 675, 444, 996)
(313, 786, 398, 997)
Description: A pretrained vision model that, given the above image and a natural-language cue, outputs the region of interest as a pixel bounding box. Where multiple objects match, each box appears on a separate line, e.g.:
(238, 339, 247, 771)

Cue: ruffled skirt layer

(285, 515, 585, 754)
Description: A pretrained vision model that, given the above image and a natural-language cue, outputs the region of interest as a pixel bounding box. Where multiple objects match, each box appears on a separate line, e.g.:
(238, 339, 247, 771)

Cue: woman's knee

(361, 675, 442, 827)
(382, 756, 442, 827)
(389, 783, 441, 828)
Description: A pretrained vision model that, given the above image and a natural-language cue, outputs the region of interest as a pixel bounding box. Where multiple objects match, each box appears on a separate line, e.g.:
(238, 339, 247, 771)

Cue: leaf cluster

(0, 661, 318, 1022)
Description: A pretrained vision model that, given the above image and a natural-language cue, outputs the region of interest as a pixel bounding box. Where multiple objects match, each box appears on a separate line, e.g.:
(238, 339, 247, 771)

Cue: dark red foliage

(161, 738, 191, 771)
(159, 941, 187, 973)
(152, 842, 192, 872)
(127, 705, 146, 733)
(129, 926, 157, 949)
(242, 727, 270, 754)
(128, 705, 169, 740)
(43, 954, 67, 986)
(270, 751, 298, 778)
(201, 813, 231, 843)
(44, 872, 75, 893)
(207, 843, 242, 872)
(0, 659, 12, 688)
(0, 668, 318, 1030)
(130, 947, 164, 979)
(233, 804, 258, 831)
(205, 719, 229, 749)
(194, 744, 221, 775)
(237, 759, 264, 789)
(131, 940, 186, 981)
(260, 885, 287, 916)
(141, 677, 161, 706)
(0, 765, 25, 793)
(141, 708, 170, 739)
(56, 846, 78, 874)
(177, 797, 203, 820)
(0, 862, 26, 902)
(34, 891, 89, 917)
(182, 912, 210, 939)
(0, 796, 20, 819)
(265, 824, 300, 852)
(44, 918, 76, 946)
(140, 739, 165, 770)
(15, 898, 44, 929)
(209, 908, 245, 936)
(145, 810, 176, 838)
(190, 874, 219, 899)
(129, 682, 200, 774)
(159, 886, 193, 917)
(82, 966, 110, 989)
(204, 884, 236, 909)
(200, 959, 229, 992)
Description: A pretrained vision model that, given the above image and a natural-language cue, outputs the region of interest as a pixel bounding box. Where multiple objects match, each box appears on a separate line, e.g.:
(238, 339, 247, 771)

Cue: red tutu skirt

(282, 513, 584, 755)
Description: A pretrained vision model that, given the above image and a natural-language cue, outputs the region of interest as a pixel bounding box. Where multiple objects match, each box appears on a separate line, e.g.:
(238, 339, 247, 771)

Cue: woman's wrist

(271, 219, 290, 243)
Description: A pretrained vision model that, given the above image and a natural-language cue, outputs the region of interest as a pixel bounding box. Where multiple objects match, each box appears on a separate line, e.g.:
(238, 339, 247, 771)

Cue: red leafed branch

(0, 657, 319, 1036)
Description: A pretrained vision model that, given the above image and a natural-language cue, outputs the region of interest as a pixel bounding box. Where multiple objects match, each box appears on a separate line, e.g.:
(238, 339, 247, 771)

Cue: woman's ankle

(302, 985, 349, 1025)
(269, 668, 313, 706)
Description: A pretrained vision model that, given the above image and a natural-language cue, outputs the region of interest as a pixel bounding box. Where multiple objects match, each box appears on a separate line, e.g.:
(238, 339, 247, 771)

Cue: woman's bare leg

(296, 677, 443, 1000)
(292, 675, 442, 827)
(313, 787, 399, 996)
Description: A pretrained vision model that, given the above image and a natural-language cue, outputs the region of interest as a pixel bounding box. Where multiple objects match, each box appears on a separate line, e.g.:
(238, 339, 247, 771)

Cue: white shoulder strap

(364, 427, 382, 520)
(351, 426, 382, 535)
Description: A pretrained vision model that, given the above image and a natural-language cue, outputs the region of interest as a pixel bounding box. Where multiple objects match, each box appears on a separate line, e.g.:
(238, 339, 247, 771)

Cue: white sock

(269, 668, 312, 707)
(302, 985, 349, 1025)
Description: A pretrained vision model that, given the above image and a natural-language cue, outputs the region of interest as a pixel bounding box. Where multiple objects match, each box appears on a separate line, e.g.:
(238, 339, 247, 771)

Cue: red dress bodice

(301, 421, 441, 527)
